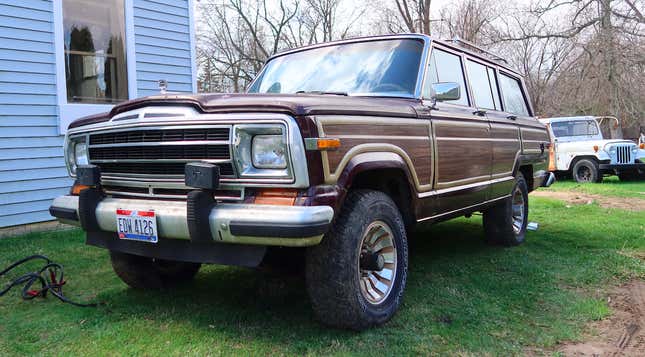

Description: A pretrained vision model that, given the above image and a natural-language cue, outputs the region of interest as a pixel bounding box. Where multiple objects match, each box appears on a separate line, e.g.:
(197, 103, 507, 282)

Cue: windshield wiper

(295, 90, 348, 96)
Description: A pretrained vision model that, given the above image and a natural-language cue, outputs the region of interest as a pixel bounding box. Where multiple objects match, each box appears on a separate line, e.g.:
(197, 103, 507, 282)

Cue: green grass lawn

(1, 191, 644, 355)
(543, 175, 645, 198)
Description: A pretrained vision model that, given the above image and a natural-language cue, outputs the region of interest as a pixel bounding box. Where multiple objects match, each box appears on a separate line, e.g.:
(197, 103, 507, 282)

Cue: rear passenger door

(464, 59, 521, 199)
(497, 71, 549, 191)
(422, 46, 493, 216)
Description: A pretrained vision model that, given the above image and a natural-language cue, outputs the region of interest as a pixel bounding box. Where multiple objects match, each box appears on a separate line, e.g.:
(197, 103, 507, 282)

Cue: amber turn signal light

(593, 145, 599, 152)
(305, 138, 341, 151)
(640, 143, 645, 149)
(316, 138, 341, 150)
(254, 188, 298, 206)
(70, 183, 90, 196)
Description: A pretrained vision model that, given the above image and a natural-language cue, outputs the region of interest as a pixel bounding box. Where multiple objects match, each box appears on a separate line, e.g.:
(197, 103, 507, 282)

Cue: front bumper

(50, 195, 334, 247)
(599, 163, 645, 174)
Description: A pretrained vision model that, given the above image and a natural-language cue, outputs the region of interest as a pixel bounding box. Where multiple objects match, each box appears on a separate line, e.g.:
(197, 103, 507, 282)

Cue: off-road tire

(110, 251, 201, 290)
(483, 174, 529, 246)
(306, 190, 408, 330)
(572, 159, 602, 183)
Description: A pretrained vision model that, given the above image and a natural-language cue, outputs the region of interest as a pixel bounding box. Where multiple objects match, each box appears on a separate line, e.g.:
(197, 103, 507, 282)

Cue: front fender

(336, 151, 416, 191)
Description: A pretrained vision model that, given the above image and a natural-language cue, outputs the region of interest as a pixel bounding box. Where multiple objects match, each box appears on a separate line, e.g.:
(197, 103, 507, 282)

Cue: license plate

(116, 209, 158, 243)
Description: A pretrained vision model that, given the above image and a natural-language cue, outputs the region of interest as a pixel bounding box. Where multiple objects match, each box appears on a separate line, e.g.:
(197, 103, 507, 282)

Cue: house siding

(0, 0, 70, 228)
(0, 0, 195, 228)
(133, 0, 194, 97)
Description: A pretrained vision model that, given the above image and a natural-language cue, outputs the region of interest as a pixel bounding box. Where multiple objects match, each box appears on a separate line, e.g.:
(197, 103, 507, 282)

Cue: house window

(63, 0, 128, 104)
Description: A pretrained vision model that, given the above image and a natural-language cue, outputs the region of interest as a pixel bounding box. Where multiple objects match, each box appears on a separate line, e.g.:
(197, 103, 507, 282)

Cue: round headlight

(252, 135, 287, 169)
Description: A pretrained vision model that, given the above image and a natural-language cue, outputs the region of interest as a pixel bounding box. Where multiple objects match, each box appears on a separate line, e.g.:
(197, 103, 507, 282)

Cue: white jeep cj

(539, 116, 645, 183)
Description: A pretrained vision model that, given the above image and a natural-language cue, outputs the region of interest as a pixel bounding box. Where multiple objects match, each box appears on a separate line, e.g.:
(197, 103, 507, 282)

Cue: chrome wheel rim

(358, 221, 397, 305)
(511, 187, 525, 234)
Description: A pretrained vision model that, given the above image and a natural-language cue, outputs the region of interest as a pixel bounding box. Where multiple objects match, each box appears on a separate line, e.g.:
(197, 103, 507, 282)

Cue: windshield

(551, 120, 600, 137)
(248, 39, 424, 97)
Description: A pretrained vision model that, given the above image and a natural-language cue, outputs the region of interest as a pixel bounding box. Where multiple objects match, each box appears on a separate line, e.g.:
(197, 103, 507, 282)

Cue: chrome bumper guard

(50, 195, 334, 247)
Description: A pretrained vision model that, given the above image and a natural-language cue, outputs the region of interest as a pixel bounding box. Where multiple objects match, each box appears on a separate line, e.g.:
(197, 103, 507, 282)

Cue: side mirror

(431, 82, 461, 102)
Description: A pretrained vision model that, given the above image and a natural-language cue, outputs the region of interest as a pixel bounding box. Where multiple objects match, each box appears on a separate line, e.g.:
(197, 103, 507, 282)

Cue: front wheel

(483, 174, 529, 246)
(306, 190, 408, 330)
(572, 159, 602, 183)
(110, 251, 201, 290)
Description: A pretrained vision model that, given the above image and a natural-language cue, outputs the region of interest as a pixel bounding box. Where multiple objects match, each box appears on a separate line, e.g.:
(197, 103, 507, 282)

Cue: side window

(423, 48, 469, 106)
(466, 60, 499, 110)
(487, 67, 501, 110)
(499, 73, 530, 116)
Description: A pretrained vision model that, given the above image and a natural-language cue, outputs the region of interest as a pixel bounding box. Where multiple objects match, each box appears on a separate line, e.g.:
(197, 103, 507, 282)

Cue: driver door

(422, 45, 493, 216)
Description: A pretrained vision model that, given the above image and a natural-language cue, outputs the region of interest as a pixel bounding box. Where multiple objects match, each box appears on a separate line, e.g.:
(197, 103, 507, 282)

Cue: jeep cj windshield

(248, 39, 424, 97)
(551, 120, 600, 137)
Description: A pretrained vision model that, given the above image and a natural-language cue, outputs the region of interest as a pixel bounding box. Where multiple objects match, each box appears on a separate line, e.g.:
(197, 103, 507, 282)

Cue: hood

(68, 93, 422, 129)
(557, 139, 636, 150)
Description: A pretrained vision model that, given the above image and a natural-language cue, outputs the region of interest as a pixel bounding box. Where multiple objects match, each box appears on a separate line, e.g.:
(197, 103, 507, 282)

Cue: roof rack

(445, 37, 509, 65)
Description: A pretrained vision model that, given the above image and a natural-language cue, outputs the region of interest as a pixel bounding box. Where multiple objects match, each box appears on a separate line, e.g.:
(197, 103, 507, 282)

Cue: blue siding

(0, 0, 195, 228)
(133, 0, 194, 97)
(0, 0, 71, 228)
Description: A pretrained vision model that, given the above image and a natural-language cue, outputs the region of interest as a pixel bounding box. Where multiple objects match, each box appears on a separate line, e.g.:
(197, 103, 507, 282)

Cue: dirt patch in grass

(531, 191, 645, 211)
(558, 280, 645, 356)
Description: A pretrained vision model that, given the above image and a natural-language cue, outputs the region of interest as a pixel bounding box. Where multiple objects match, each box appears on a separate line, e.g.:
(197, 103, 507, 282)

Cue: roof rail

(445, 37, 509, 65)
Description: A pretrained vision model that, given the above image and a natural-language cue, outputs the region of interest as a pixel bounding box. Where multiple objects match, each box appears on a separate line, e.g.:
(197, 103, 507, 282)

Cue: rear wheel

(306, 190, 408, 330)
(110, 251, 201, 290)
(572, 159, 602, 183)
(483, 174, 529, 246)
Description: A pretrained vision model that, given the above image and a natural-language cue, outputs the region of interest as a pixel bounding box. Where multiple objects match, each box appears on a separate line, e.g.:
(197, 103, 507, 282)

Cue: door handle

(473, 109, 487, 116)
(507, 115, 517, 120)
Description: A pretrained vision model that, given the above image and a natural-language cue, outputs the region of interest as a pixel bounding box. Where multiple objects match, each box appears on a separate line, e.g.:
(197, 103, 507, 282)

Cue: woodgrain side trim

(417, 194, 510, 222)
(521, 127, 549, 154)
(432, 118, 491, 189)
(316, 116, 433, 192)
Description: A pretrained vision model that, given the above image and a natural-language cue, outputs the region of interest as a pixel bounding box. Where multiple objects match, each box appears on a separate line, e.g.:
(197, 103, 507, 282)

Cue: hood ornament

(158, 79, 168, 94)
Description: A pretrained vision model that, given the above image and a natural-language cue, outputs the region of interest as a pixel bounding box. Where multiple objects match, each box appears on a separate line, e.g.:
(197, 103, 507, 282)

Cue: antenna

(446, 37, 509, 65)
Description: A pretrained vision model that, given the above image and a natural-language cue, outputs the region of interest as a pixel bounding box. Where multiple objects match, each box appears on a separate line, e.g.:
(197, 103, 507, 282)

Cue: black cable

(0, 255, 98, 307)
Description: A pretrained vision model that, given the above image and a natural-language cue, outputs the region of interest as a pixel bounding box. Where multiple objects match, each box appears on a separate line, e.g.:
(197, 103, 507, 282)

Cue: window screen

(63, 0, 128, 103)
(424, 49, 469, 106)
(499, 73, 529, 116)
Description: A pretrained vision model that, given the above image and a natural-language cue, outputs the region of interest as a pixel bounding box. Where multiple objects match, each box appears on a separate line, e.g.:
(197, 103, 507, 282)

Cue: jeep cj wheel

(110, 251, 201, 290)
(306, 190, 408, 330)
(483, 174, 529, 246)
(572, 159, 601, 183)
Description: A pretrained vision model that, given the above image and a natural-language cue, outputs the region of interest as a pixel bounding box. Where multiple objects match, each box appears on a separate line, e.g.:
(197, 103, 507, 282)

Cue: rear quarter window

(499, 73, 530, 116)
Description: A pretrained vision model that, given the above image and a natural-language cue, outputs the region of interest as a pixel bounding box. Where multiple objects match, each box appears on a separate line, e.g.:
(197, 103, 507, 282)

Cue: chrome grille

(614, 145, 633, 164)
(90, 128, 229, 144)
(88, 126, 234, 179)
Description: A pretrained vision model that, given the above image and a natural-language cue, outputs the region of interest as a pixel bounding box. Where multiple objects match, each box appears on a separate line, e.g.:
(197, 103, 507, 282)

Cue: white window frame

(53, 0, 138, 134)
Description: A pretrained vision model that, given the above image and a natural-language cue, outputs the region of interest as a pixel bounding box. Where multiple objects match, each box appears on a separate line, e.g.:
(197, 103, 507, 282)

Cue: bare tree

(497, 0, 644, 125)
(393, 0, 433, 34)
(438, 0, 499, 43)
(197, 0, 363, 93)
